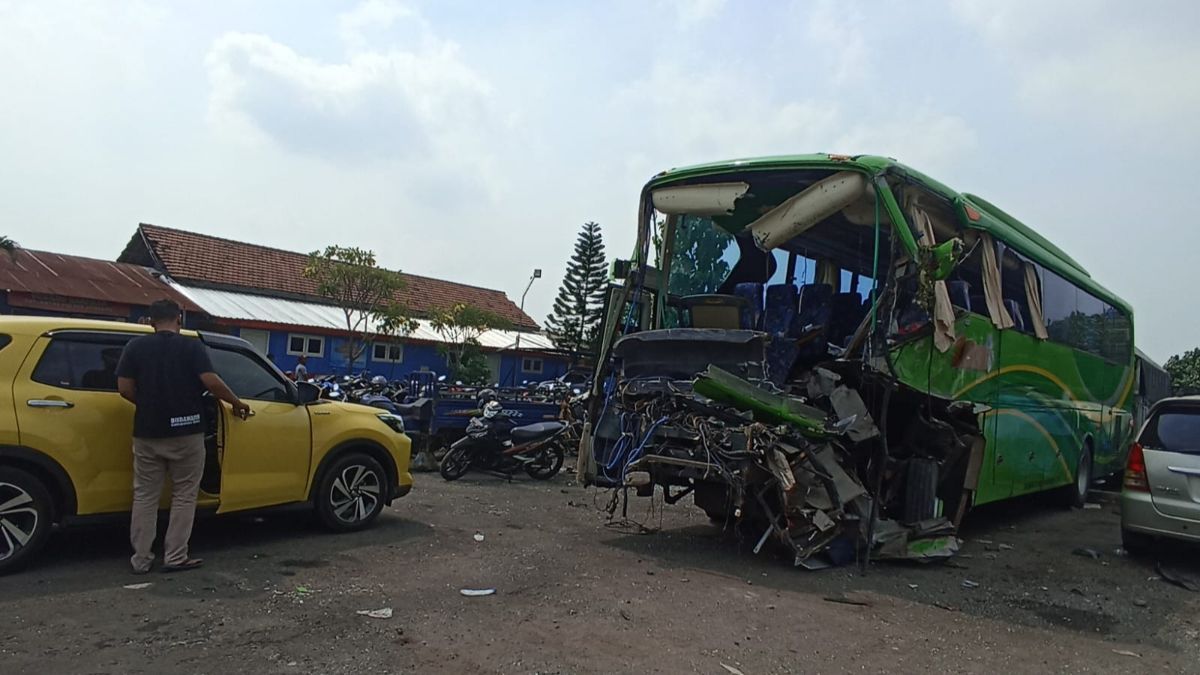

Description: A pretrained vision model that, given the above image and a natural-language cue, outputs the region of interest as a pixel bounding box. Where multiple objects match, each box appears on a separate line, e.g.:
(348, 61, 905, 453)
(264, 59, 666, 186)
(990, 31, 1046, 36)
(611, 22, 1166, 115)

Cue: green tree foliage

(1166, 348, 1200, 395)
(668, 216, 733, 296)
(430, 303, 510, 385)
(545, 221, 608, 356)
(0, 236, 18, 258)
(303, 246, 414, 373)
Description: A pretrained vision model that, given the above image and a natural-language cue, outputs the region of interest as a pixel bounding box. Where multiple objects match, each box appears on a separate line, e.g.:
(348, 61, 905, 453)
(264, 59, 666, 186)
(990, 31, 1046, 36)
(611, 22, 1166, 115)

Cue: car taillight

(1124, 442, 1149, 492)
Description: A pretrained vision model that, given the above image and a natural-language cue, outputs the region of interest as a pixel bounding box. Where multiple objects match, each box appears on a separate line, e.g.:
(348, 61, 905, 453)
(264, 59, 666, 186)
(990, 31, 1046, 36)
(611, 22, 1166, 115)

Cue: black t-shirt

(116, 331, 214, 438)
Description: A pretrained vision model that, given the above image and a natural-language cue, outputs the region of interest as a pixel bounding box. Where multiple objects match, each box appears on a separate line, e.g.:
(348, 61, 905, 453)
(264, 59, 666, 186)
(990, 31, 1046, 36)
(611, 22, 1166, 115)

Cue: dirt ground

(4, 469, 1200, 674)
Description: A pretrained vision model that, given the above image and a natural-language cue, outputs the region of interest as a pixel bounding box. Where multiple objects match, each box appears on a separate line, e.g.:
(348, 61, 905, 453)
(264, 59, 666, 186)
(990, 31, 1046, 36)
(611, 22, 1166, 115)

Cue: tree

(303, 246, 414, 373)
(429, 303, 510, 385)
(1166, 348, 1200, 395)
(545, 221, 608, 357)
(0, 236, 18, 258)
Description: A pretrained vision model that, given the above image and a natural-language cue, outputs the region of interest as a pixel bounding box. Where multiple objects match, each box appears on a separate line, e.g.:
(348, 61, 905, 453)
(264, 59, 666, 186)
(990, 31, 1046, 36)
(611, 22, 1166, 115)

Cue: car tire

(1121, 528, 1153, 555)
(1061, 444, 1093, 508)
(314, 453, 387, 533)
(0, 467, 54, 575)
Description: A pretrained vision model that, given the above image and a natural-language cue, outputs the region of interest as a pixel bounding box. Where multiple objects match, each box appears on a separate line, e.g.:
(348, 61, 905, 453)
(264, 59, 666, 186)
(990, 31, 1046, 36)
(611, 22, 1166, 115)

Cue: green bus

(584, 154, 1135, 522)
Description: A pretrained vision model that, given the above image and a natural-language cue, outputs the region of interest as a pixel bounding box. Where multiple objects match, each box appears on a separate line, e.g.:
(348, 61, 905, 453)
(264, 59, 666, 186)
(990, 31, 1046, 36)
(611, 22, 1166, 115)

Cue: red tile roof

(0, 248, 198, 312)
(121, 224, 539, 329)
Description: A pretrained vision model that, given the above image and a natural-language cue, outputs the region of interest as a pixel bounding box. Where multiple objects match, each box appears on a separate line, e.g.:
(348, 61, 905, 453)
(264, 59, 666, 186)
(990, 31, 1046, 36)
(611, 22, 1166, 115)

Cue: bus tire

(904, 458, 939, 525)
(1060, 444, 1092, 508)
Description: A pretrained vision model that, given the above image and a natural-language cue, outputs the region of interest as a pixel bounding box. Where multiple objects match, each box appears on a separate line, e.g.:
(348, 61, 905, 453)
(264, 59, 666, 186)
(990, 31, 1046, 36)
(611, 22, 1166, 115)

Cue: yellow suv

(0, 317, 413, 573)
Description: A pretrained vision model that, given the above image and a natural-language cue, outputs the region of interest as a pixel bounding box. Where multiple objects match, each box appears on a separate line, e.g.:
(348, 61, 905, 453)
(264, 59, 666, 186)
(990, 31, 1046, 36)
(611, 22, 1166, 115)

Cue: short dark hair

(148, 299, 181, 323)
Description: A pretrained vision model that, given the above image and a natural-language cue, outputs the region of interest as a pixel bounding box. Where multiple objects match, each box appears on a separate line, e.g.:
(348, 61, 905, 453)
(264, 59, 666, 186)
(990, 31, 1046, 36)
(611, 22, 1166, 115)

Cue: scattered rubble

(356, 608, 393, 619)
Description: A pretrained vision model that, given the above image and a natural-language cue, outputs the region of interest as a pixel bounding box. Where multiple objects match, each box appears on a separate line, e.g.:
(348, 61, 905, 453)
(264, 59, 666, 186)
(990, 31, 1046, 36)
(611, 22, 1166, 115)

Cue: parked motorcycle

(439, 394, 567, 481)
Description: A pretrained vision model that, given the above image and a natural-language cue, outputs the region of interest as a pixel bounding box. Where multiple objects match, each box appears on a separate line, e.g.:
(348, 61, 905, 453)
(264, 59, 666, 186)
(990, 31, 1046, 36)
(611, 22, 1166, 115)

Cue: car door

(12, 330, 140, 515)
(1139, 402, 1200, 521)
(206, 345, 312, 513)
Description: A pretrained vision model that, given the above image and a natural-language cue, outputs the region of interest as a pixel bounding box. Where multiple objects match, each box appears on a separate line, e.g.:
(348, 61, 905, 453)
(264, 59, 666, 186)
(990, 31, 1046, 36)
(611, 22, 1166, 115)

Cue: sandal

(161, 558, 204, 573)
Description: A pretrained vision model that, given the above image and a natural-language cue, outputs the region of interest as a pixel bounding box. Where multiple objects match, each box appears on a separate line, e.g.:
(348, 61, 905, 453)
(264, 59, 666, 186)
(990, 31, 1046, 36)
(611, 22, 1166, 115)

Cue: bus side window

(999, 246, 1034, 334)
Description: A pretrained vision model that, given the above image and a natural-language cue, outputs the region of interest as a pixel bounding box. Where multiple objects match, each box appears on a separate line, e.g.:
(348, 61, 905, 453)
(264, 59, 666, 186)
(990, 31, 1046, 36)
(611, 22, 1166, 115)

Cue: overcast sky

(1, 0, 1197, 361)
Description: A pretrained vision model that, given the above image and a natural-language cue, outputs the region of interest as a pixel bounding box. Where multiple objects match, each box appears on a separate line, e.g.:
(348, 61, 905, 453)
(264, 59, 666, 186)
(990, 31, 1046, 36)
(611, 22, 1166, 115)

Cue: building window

(287, 334, 325, 357)
(522, 357, 543, 374)
(371, 342, 403, 363)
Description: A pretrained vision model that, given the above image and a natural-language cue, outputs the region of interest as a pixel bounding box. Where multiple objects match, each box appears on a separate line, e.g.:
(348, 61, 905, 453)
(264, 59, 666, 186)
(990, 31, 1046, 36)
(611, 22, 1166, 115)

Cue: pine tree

(546, 221, 608, 357)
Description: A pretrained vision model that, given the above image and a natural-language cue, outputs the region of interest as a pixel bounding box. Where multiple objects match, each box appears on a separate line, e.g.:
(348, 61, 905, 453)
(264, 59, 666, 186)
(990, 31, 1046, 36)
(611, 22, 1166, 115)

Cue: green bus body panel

(640, 154, 1136, 509)
(889, 313, 1135, 506)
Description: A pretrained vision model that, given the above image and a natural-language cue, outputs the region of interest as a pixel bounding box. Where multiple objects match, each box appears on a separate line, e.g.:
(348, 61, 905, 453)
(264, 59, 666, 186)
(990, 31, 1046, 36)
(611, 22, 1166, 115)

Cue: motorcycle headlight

(376, 413, 405, 434)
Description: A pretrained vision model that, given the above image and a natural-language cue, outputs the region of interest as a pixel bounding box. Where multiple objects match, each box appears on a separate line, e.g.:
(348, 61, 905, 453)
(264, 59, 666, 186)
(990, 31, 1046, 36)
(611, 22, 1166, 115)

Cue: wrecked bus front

(582, 154, 1135, 567)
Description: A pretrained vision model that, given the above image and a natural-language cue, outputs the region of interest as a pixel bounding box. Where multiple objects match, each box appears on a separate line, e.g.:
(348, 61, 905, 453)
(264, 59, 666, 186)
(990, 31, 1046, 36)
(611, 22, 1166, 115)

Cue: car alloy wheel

(329, 464, 382, 524)
(0, 481, 39, 562)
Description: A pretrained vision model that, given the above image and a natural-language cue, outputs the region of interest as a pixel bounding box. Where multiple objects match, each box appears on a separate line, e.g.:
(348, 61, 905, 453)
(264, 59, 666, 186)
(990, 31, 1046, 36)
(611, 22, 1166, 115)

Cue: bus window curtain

(1024, 261, 1049, 339)
(815, 259, 840, 291)
(980, 233, 1015, 330)
(911, 207, 956, 352)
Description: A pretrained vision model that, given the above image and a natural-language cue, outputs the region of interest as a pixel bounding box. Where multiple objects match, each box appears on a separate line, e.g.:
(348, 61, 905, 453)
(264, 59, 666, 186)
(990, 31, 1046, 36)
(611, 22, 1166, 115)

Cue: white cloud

(952, 0, 1200, 136)
(337, 0, 424, 52)
(606, 63, 976, 182)
(205, 2, 504, 202)
(661, 0, 727, 25)
(803, 0, 869, 85)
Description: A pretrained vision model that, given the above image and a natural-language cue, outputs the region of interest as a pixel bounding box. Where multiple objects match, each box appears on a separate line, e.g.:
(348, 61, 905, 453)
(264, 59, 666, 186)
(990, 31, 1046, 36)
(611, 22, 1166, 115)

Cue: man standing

(294, 355, 309, 382)
(117, 300, 251, 574)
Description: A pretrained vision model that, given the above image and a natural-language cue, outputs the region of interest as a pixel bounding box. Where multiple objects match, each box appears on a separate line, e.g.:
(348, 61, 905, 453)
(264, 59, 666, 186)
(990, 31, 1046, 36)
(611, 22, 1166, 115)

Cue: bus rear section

(582, 155, 1134, 567)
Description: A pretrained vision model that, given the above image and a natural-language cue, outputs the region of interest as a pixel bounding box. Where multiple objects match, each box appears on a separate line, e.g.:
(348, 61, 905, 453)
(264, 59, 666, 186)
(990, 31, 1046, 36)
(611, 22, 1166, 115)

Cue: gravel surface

(2, 472, 1199, 674)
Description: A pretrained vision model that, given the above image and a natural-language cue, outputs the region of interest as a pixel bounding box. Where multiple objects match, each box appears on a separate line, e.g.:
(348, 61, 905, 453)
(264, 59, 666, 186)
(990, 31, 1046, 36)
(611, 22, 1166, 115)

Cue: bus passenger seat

(796, 283, 833, 360)
(947, 280, 971, 311)
(797, 283, 833, 329)
(828, 292, 866, 347)
(763, 284, 799, 336)
(763, 283, 800, 384)
(734, 282, 765, 331)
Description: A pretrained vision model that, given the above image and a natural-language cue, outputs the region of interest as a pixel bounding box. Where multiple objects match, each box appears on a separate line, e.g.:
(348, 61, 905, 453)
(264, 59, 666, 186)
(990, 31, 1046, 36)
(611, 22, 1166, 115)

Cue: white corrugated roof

(170, 282, 557, 352)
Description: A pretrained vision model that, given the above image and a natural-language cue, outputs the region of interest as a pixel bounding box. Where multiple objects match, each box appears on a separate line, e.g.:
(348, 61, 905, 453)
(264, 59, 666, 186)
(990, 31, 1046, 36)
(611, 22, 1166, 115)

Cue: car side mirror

(296, 381, 322, 405)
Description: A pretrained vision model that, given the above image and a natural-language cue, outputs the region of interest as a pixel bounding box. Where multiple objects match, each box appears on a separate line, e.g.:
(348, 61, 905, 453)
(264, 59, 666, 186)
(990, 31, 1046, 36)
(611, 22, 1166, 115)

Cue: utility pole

(513, 268, 541, 384)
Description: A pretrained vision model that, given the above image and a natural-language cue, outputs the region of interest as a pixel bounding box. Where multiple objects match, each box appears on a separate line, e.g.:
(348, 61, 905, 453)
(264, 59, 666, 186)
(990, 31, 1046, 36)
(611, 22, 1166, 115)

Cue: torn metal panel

(651, 182, 749, 216)
(829, 385, 880, 443)
(747, 172, 868, 251)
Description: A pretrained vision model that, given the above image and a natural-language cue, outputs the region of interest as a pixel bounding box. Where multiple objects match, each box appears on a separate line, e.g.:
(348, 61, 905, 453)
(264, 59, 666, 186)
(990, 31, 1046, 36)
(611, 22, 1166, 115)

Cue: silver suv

(1121, 396, 1200, 551)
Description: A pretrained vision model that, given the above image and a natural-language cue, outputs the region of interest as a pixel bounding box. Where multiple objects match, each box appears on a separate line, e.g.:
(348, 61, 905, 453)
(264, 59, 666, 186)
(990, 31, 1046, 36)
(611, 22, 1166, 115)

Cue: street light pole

(513, 268, 541, 383)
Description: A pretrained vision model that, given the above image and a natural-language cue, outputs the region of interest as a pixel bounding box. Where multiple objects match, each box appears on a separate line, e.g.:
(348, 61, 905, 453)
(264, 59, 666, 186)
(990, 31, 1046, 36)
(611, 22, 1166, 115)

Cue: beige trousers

(130, 433, 205, 570)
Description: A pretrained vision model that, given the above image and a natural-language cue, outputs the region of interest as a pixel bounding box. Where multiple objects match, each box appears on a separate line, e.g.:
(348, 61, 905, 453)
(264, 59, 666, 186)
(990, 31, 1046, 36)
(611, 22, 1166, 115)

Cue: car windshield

(1142, 405, 1200, 454)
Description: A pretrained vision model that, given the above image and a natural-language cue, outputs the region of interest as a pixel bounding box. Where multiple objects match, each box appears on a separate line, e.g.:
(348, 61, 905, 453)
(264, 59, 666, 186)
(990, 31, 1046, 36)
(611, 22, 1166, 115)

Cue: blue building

(117, 224, 568, 385)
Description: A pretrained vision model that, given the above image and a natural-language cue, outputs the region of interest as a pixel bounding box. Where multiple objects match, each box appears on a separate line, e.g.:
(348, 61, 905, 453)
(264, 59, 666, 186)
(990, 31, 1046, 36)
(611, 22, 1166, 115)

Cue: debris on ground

(123, 582, 152, 590)
(460, 588, 497, 597)
(1156, 561, 1200, 592)
(720, 663, 747, 675)
(961, 580, 980, 589)
(1082, 503, 1102, 510)
(1072, 547, 1101, 560)
(473, 533, 485, 542)
(1111, 649, 1141, 658)
(823, 594, 872, 607)
(356, 608, 393, 619)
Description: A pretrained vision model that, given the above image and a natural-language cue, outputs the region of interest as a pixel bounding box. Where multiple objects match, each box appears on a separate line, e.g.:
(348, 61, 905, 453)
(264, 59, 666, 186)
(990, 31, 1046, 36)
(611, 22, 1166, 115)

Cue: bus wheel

(1061, 444, 1092, 508)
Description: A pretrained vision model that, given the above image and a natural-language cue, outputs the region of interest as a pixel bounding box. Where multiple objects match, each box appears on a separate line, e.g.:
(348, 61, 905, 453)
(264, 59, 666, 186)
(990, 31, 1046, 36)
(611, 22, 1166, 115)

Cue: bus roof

(645, 153, 1131, 316)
